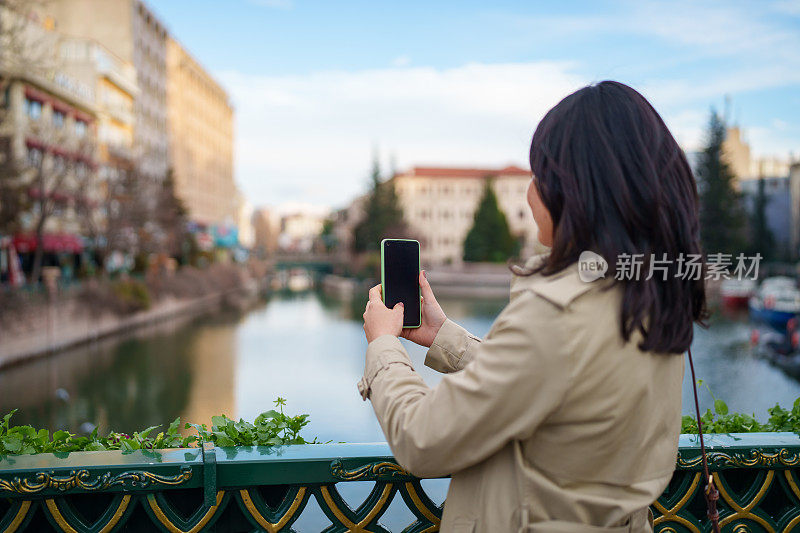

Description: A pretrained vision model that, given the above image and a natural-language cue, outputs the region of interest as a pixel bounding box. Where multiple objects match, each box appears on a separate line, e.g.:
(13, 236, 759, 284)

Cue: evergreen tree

(154, 170, 189, 258)
(696, 110, 746, 255)
(463, 179, 518, 262)
(748, 176, 774, 260)
(353, 155, 406, 252)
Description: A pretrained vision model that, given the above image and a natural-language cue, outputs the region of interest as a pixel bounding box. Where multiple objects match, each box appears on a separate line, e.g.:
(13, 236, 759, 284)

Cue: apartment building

(47, 0, 169, 183)
(0, 3, 99, 242)
(724, 126, 791, 181)
(252, 208, 280, 257)
(392, 165, 537, 265)
(58, 38, 138, 184)
(166, 37, 236, 226)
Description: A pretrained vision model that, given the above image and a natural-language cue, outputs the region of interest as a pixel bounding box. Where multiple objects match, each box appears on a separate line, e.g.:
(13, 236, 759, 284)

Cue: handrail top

(0, 447, 202, 471)
(3, 434, 800, 472)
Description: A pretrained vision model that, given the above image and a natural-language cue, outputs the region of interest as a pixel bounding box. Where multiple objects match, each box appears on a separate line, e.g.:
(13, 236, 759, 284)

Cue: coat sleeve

(423, 319, 482, 373)
(359, 291, 571, 478)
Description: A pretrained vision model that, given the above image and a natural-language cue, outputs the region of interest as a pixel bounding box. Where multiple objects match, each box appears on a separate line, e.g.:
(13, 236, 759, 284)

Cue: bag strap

(687, 347, 720, 533)
(514, 347, 720, 532)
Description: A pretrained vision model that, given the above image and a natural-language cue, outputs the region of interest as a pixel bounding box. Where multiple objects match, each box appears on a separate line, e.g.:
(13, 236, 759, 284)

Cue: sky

(152, 0, 800, 210)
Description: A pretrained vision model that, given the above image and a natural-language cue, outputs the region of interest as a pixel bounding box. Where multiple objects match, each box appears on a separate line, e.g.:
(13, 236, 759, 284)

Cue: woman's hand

(363, 285, 404, 343)
(401, 270, 447, 348)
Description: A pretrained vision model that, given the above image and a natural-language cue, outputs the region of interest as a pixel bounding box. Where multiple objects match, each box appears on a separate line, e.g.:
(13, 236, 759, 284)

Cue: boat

(751, 325, 800, 378)
(720, 278, 756, 309)
(748, 277, 800, 331)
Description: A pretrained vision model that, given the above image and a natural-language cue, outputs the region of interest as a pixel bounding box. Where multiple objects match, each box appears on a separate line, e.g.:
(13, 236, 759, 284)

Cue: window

(75, 120, 87, 137)
(27, 147, 42, 167)
(53, 155, 66, 174)
(25, 98, 42, 120)
(53, 110, 66, 128)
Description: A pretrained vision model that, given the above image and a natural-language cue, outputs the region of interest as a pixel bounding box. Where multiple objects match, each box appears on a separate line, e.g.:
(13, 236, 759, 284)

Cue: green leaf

(4, 435, 22, 453)
(211, 416, 230, 430)
(1, 409, 17, 431)
(0, 397, 314, 455)
(715, 399, 729, 416)
(138, 425, 160, 440)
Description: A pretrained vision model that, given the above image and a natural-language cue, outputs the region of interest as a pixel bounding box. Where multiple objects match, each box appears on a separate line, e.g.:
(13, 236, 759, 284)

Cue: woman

(360, 81, 706, 532)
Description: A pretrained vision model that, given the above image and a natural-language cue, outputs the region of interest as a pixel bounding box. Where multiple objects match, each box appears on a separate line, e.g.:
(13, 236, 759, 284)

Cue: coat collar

(511, 254, 613, 309)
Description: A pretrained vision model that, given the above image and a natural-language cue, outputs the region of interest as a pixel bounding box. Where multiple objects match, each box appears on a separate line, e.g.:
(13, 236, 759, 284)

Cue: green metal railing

(3, 433, 800, 532)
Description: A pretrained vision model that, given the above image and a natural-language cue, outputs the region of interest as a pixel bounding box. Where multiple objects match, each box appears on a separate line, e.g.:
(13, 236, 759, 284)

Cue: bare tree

(0, 0, 55, 120)
(0, 0, 59, 235)
(23, 123, 95, 281)
(104, 166, 144, 258)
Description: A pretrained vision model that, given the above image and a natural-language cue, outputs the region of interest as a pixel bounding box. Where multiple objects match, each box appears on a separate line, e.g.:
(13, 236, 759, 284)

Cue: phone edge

(379, 238, 422, 329)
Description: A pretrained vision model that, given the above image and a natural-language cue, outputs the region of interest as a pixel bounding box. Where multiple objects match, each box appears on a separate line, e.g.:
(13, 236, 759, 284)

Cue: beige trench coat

(358, 257, 684, 532)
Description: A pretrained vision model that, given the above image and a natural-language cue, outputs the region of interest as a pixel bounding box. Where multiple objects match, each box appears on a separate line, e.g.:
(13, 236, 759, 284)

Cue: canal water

(1, 290, 799, 528)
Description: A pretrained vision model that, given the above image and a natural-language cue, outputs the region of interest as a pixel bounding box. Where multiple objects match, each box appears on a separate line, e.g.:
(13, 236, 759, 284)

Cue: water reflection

(1, 292, 799, 439)
(0, 321, 195, 433)
(3, 291, 800, 529)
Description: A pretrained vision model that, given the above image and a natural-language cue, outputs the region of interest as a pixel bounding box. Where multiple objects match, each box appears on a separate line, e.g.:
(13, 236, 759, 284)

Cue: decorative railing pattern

(3, 434, 800, 532)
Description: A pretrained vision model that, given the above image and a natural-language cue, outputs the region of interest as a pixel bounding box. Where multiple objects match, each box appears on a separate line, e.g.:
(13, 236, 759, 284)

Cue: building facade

(723, 126, 791, 181)
(790, 163, 800, 258)
(58, 37, 138, 188)
(252, 208, 280, 257)
(47, 0, 169, 184)
(392, 165, 537, 265)
(740, 176, 793, 258)
(166, 37, 236, 226)
(0, 3, 99, 249)
(235, 191, 254, 249)
(278, 210, 328, 253)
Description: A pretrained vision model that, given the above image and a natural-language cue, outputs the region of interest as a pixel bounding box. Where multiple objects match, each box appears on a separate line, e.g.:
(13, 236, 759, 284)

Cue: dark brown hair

(529, 81, 707, 353)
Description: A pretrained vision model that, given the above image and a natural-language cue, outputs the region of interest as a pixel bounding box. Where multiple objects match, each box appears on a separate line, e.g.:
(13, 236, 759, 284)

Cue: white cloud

(219, 1, 800, 208)
(391, 55, 411, 67)
(220, 62, 587, 208)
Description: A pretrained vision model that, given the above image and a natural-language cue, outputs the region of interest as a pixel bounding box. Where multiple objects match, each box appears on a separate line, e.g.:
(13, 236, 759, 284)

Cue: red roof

(403, 165, 530, 178)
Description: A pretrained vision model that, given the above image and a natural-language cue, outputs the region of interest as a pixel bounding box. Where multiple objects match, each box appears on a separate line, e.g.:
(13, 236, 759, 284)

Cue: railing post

(201, 442, 217, 508)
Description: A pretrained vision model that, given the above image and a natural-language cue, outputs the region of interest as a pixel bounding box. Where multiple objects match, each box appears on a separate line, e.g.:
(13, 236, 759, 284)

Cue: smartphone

(381, 239, 422, 328)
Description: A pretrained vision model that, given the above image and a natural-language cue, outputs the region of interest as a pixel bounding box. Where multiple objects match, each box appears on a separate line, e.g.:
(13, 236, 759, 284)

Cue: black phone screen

(383, 240, 421, 328)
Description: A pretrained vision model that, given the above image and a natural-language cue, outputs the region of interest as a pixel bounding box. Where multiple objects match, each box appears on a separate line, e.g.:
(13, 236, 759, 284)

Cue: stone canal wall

(0, 264, 263, 369)
(0, 292, 229, 369)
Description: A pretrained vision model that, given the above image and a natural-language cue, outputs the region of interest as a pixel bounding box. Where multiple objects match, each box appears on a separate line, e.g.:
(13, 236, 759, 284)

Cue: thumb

(419, 270, 436, 301)
(393, 302, 404, 315)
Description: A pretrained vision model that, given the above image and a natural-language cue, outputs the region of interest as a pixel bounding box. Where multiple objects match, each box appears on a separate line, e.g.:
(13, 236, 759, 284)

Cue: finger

(368, 284, 382, 302)
(393, 302, 404, 317)
(419, 270, 436, 302)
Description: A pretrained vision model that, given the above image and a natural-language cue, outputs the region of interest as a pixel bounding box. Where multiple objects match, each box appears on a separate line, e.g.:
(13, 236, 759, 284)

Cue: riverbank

(321, 262, 513, 300)
(0, 264, 263, 369)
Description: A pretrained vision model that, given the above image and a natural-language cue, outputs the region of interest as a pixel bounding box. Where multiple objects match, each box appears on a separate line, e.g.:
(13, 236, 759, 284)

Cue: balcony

(1, 433, 799, 531)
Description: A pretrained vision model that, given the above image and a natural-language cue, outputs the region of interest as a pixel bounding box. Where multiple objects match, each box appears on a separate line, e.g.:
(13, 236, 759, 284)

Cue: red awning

(13, 233, 84, 254)
(12, 234, 37, 253)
